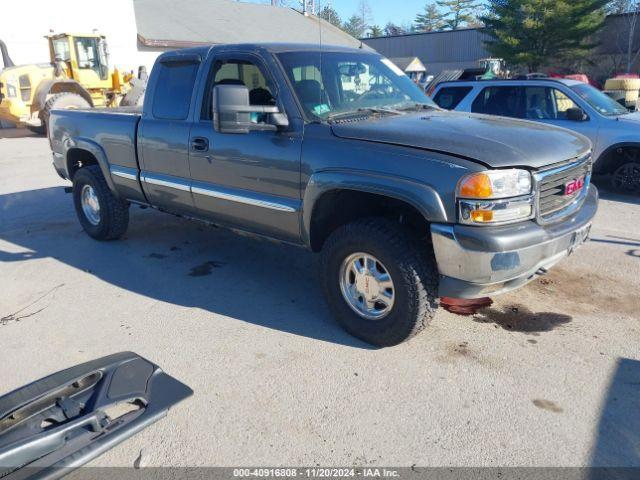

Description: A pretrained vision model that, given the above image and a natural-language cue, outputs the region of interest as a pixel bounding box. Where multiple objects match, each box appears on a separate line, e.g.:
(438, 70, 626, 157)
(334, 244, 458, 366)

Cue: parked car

(49, 44, 598, 347)
(431, 78, 640, 194)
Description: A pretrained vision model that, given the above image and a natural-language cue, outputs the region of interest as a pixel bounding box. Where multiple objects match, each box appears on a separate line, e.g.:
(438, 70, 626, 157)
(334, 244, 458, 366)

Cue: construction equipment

(0, 32, 146, 133)
(425, 58, 506, 96)
(604, 76, 640, 111)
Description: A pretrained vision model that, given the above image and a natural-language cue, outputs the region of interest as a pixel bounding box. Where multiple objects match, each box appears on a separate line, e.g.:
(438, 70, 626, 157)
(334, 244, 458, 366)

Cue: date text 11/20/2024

(233, 468, 400, 478)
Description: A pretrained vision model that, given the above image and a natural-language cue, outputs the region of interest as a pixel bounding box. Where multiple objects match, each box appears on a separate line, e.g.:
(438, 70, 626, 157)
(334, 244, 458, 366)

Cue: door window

(433, 86, 472, 110)
(74, 37, 108, 80)
(551, 89, 579, 120)
(523, 87, 554, 119)
(202, 59, 275, 120)
(471, 86, 523, 118)
(523, 87, 580, 120)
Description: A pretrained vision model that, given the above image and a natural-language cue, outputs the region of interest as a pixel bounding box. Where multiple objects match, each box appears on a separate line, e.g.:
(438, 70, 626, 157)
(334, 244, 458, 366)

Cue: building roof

(390, 57, 426, 73)
(133, 0, 368, 51)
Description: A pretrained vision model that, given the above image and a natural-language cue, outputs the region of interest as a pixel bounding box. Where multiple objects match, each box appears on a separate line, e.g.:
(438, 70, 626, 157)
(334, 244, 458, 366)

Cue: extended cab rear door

(138, 53, 202, 214)
(188, 50, 303, 242)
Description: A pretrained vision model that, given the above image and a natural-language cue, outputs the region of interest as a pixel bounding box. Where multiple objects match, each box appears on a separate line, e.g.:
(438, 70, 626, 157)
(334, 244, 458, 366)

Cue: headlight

(457, 169, 534, 225)
(458, 169, 532, 199)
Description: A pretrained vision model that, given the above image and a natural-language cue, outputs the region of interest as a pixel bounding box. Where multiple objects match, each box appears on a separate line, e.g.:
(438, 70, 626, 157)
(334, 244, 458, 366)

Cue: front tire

(72, 165, 130, 240)
(321, 218, 439, 347)
(610, 160, 640, 195)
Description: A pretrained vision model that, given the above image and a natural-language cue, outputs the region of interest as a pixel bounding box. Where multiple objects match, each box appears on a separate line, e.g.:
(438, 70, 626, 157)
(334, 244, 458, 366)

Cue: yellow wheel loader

(0, 33, 146, 134)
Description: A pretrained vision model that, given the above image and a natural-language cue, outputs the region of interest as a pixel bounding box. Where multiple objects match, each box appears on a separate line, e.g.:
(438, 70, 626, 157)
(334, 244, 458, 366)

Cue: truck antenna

(318, 0, 324, 110)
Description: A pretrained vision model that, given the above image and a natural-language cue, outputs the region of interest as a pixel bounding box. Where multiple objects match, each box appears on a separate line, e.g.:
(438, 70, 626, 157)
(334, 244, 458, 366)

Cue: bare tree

(356, 0, 373, 34)
(609, 0, 640, 72)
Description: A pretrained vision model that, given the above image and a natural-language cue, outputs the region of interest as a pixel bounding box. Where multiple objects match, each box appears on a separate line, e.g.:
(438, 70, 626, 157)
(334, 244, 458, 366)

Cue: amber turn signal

(470, 210, 494, 223)
(459, 173, 493, 199)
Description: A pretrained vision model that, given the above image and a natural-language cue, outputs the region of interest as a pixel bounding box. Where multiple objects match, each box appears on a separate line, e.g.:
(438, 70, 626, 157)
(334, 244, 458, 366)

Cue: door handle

(191, 137, 209, 152)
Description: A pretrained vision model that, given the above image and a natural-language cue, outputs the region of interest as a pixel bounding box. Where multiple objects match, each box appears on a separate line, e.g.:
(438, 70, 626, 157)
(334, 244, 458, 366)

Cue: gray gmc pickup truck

(49, 43, 598, 346)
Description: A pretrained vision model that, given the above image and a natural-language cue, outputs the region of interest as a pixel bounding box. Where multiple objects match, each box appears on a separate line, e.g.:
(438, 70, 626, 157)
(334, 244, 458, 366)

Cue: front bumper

(432, 184, 598, 299)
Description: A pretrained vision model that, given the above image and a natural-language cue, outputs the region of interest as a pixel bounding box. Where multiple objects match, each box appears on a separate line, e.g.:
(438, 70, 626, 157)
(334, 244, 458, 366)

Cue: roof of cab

(157, 43, 377, 62)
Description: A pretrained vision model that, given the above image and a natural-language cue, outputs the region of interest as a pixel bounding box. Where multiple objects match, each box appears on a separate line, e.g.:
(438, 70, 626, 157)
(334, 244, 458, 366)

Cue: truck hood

(330, 110, 591, 169)
(615, 111, 640, 126)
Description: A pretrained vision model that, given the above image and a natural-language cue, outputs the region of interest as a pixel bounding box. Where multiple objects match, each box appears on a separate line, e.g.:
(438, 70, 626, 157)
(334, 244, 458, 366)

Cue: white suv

(431, 78, 640, 194)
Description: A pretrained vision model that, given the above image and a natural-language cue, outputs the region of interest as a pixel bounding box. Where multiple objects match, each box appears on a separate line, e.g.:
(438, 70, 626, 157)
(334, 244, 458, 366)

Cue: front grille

(536, 156, 592, 221)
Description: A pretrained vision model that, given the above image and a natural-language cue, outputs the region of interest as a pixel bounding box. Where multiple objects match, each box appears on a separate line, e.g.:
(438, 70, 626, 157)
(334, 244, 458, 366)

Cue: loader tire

(40, 92, 90, 136)
(120, 86, 145, 107)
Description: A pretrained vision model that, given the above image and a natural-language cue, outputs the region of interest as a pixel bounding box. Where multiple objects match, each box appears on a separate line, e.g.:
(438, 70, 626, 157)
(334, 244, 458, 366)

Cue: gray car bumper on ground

(432, 184, 599, 299)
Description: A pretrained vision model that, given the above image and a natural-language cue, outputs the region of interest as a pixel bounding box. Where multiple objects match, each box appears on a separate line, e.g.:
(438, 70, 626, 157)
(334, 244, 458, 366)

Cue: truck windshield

(277, 51, 434, 120)
(570, 83, 629, 116)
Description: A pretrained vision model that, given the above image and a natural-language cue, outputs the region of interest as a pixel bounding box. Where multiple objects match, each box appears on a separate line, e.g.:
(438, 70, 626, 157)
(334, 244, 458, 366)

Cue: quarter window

(152, 61, 200, 120)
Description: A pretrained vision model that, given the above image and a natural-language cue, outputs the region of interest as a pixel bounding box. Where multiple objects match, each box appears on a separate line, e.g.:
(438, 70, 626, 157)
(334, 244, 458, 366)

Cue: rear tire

(72, 165, 130, 240)
(40, 92, 91, 136)
(320, 218, 439, 347)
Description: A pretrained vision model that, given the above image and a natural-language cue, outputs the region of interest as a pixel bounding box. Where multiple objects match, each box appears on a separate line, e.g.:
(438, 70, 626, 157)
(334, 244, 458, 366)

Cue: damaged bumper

(432, 184, 598, 299)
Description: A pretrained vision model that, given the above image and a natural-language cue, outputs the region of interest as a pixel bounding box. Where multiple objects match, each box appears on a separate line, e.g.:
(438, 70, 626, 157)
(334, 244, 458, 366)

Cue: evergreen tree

(318, 5, 342, 28)
(482, 0, 609, 72)
(437, 0, 482, 29)
(343, 15, 367, 38)
(369, 25, 384, 37)
(415, 3, 446, 32)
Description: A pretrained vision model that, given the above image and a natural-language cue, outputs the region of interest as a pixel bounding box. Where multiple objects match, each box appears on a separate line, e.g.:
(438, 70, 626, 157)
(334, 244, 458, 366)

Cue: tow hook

(440, 297, 493, 315)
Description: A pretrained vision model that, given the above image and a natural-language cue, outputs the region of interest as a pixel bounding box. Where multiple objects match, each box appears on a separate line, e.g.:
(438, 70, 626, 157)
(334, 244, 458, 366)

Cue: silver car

(431, 78, 640, 194)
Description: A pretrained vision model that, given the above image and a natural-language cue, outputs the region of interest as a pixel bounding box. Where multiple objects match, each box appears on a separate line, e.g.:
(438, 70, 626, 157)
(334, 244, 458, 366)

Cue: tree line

(317, 0, 483, 39)
(314, 0, 640, 74)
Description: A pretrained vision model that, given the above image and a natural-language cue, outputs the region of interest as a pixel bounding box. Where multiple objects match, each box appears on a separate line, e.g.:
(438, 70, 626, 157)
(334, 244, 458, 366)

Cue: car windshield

(570, 83, 629, 116)
(277, 51, 435, 120)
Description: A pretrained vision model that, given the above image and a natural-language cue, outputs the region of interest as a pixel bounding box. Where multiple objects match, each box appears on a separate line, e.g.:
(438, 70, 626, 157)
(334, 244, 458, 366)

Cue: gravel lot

(0, 132, 639, 468)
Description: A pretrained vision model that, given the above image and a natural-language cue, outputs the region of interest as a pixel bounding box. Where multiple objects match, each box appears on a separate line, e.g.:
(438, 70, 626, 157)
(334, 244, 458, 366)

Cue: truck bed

(49, 108, 146, 202)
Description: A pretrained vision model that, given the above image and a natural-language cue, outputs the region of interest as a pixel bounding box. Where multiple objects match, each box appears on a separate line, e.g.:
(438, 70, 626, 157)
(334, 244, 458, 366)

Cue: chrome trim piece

(458, 195, 535, 226)
(140, 172, 297, 213)
(110, 165, 138, 181)
(191, 185, 297, 213)
(141, 172, 191, 192)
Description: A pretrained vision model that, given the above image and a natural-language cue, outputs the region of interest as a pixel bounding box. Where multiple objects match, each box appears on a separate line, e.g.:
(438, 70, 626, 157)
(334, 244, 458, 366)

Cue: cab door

(188, 52, 303, 242)
(138, 54, 201, 215)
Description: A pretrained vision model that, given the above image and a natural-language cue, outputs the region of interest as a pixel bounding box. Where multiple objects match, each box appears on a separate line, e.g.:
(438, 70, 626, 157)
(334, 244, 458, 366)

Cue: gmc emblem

(564, 176, 585, 196)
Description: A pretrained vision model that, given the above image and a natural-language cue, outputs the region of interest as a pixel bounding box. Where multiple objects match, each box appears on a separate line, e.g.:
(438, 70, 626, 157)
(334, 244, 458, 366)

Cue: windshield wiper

(327, 107, 402, 122)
